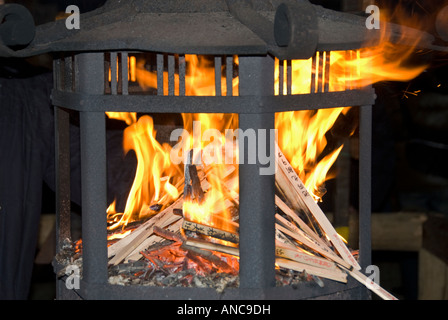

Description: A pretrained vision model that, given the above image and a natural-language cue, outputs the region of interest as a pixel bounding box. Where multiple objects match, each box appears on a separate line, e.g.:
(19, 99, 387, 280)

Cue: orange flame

(105, 112, 137, 126)
(181, 114, 239, 232)
(338, 3, 429, 87)
(275, 6, 429, 200)
(107, 115, 183, 230)
(106, 56, 239, 233)
(106, 3, 431, 231)
(276, 108, 345, 200)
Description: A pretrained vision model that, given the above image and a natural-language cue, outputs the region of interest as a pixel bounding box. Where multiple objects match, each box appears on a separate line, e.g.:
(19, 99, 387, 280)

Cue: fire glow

(101, 8, 429, 283)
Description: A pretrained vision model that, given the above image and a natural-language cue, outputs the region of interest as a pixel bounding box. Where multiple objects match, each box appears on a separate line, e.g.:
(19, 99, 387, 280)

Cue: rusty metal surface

(1, 0, 433, 59)
(51, 88, 376, 113)
(53, 271, 367, 300)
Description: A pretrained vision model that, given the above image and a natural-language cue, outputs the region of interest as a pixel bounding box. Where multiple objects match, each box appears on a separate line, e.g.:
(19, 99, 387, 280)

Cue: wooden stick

(185, 238, 345, 283)
(275, 143, 361, 270)
(185, 234, 348, 284)
(275, 165, 306, 212)
(276, 223, 351, 270)
(109, 163, 237, 263)
(182, 219, 239, 244)
(276, 258, 347, 283)
(153, 225, 185, 243)
(108, 161, 236, 257)
(275, 227, 299, 250)
(275, 228, 345, 278)
(274, 212, 336, 266)
(173, 208, 239, 232)
(275, 229, 342, 274)
(343, 267, 398, 300)
(276, 163, 325, 239)
(181, 243, 233, 272)
(110, 163, 216, 254)
(186, 163, 205, 203)
(125, 219, 183, 262)
(107, 197, 183, 258)
(108, 200, 182, 265)
(185, 237, 239, 257)
(275, 212, 350, 268)
(275, 243, 340, 272)
(275, 195, 326, 247)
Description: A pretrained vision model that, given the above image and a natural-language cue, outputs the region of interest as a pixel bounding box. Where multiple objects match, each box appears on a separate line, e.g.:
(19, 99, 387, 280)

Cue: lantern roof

(0, 0, 435, 59)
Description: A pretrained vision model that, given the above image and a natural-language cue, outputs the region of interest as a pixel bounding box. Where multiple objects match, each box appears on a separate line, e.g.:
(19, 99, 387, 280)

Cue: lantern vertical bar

(286, 60, 292, 95)
(121, 52, 129, 95)
(226, 56, 233, 96)
(279, 59, 284, 95)
(324, 51, 331, 92)
(54, 56, 71, 252)
(77, 52, 108, 287)
(214, 56, 222, 96)
(157, 54, 164, 96)
(359, 103, 372, 270)
(311, 53, 317, 93)
(238, 55, 276, 290)
(168, 54, 175, 96)
(110, 52, 118, 95)
(179, 54, 186, 96)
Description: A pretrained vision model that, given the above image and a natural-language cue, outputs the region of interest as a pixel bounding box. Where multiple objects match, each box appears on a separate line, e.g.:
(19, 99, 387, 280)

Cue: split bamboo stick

(276, 258, 347, 283)
(182, 219, 239, 244)
(185, 237, 239, 257)
(125, 219, 184, 262)
(343, 266, 398, 300)
(108, 200, 182, 265)
(275, 143, 361, 270)
(275, 195, 326, 247)
(276, 223, 351, 270)
(275, 243, 340, 272)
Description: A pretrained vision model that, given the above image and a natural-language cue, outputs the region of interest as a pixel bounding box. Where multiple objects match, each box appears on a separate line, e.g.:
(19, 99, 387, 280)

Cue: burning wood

(182, 220, 239, 244)
(275, 244, 340, 273)
(180, 244, 235, 274)
(107, 198, 183, 265)
(275, 195, 325, 246)
(68, 138, 397, 299)
(276, 258, 347, 283)
(346, 267, 398, 301)
(273, 145, 398, 299)
(185, 238, 239, 257)
(153, 225, 185, 243)
(275, 216, 351, 270)
(43, 0, 435, 295)
(275, 143, 361, 271)
(126, 219, 184, 263)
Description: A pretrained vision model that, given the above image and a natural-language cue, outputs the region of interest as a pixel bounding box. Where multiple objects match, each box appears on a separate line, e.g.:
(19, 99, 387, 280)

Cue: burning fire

(106, 56, 240, 235)
(107, 115, 183, 230)
(176, 56, 239, 234)
(105, 5, 429, 242)
(180, 112, 238, 229)
(274, 6, 429, 200)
